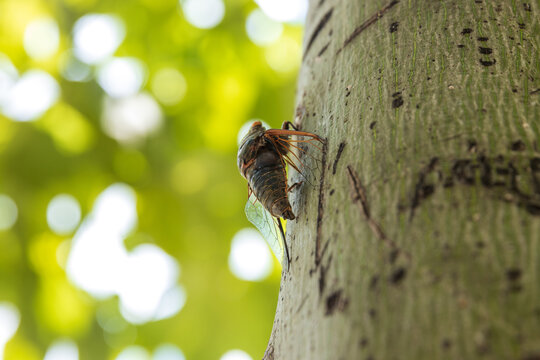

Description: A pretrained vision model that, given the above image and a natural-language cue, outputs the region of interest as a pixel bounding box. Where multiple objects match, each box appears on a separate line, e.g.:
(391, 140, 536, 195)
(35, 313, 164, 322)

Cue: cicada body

(237, 121, 323, 269)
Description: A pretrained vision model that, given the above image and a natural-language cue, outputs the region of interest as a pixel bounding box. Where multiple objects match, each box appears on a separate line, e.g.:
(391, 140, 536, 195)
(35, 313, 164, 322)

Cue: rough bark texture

(265, 0, 540, 359)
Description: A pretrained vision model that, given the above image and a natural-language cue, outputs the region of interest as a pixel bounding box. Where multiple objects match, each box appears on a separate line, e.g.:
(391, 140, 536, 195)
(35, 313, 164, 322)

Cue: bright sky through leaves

(43, 340, 79, 360)
(72, 14, 125, 64)
(23, 17, 60, 60)
(229, 228, 273, 281)
(46, 194, 82, 235)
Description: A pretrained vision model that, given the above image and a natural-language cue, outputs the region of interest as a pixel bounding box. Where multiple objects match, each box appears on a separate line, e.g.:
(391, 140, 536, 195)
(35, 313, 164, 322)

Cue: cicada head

(237, 121, 267, 178)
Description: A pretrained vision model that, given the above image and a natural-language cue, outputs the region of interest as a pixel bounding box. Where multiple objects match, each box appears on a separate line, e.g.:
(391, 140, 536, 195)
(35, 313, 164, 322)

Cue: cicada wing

(245, 193, 288, 269)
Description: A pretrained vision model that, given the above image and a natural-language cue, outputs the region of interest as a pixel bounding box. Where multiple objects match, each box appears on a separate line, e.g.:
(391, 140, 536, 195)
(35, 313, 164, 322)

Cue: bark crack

(304, 8, 334, 60)
(337, 0, 400, 54)
(346, 165, 400, 251)
(315, 141, 329, 266)
(332, 142, 346, 175)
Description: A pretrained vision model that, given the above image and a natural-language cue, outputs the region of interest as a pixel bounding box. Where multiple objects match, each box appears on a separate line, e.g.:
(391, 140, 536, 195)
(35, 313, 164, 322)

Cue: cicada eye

(251, 121, 262, 128)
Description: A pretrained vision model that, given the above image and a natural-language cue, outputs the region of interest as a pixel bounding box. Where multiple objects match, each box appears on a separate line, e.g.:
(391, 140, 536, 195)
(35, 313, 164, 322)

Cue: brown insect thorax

(238, 124, 295, 220)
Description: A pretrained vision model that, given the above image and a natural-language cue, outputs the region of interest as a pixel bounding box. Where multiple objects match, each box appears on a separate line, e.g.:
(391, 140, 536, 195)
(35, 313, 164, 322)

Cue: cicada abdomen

(237, 121, 324, 269)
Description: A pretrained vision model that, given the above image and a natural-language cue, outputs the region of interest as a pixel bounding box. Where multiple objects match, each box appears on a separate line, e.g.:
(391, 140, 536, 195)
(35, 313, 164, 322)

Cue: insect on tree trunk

(264, 0, 540, 359)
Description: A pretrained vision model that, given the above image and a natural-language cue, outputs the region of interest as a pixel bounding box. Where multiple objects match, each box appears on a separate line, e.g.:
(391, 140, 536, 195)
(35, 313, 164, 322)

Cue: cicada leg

(247, 185, 257, 205)
(276, 218, 290, 270)
(282, 121, 299, 131)
(287, 181, 303, 193)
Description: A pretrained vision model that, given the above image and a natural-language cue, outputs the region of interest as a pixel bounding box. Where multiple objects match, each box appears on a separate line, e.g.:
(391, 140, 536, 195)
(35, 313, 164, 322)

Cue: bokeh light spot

(102, 93, 163, 145)
(153, 285, 186, 321)
(96, 305, 128, 334)
(43, 339, 79, 360)
(36, 278, 92, 336)
(29, 234, 63, 275)
(255, 0, 308, 23)
(97, 57, 147, 98)
(151, 68, 187, 106)
(246, 9, 283, 46)
(265, 36, 301, 73)
(67, 184, 137, 298)
(0, 302, 20, 360)
(67, 184, 184, 325)
(58, 51, 92, 82)
(228, 229, 273, 281)
(1, 70, 60, 122)
(115, 346, 150, 360)
(220, 349, 253, 360)
(47, 194, 82, 235)
(73, 14, 125, 64)
(117, 244, 180, 324)
(0, 194, 18, 231)
(23, 17, 60, 60)
(153, 344, 185, 360)
(0, 54, 18, 106)
(40, 102, 95, 154)
(180, 0, 225, 29)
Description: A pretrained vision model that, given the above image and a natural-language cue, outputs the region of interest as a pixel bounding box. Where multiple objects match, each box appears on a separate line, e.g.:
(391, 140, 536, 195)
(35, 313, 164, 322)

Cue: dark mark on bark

(530, 88, 540, 95)
(457, 44, 465, 48)
(329, 189, 335, 195)
(478, 47, 493, 54)
(369, 275, 379, 290)
(511, 140, 526, 151)
(318, 254, 332, 296)
(325, 289, 349, 315)
(518, 22, 526, 29)
(442, 339, 452, 350)
(304, 8, 334, 60)
(523, 3, 531, 11)
(315, 141, 329, 265)
(347, 166, 403, 253)
(389, 267, 407, 284)
(389, 248, 400, 264)
(506, 268, 522, 281)
(392, 96, 404, 108)
(359, 338, 369, 348)
(461, 28, 473, 35)
(317, 42, 330, 57)
(369, 121, 377, 129)
(337, 0, 399, 54)
(389, 21, 399, 33)
(468, 139, 478, 153)
(332, 142, 346, 175)
(401, 155, 540, 217)
(522, 353, 540, 360)
(408, 157, 439, 220)
(477, 36, 489, 41)
(296, 295, 309, 313)
(480, 59, 496, 66)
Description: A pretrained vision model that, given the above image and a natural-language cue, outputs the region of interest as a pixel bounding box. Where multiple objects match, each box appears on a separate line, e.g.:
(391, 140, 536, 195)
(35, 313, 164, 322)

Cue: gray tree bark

(265, 0, 540, 359)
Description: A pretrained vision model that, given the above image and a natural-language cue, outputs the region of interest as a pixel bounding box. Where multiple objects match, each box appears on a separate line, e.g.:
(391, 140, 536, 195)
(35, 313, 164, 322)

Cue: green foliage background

(0, 0, 303, 358)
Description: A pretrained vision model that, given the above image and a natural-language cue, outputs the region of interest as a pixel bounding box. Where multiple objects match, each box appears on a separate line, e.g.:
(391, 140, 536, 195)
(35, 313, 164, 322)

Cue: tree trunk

(265, 0, 540, 359)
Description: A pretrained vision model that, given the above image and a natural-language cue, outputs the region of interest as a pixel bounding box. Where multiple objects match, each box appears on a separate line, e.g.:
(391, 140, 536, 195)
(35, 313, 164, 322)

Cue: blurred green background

(0, 0, 306, 358)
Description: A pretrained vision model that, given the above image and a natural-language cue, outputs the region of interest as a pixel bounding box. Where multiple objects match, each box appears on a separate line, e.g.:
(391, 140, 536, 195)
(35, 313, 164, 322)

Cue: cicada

(237, 121, 324, 270)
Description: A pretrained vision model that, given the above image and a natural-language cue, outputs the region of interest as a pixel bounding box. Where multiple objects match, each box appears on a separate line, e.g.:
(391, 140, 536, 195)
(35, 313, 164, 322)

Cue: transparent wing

(245, 193, 288, 269)
(263, 130, 324, 187)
